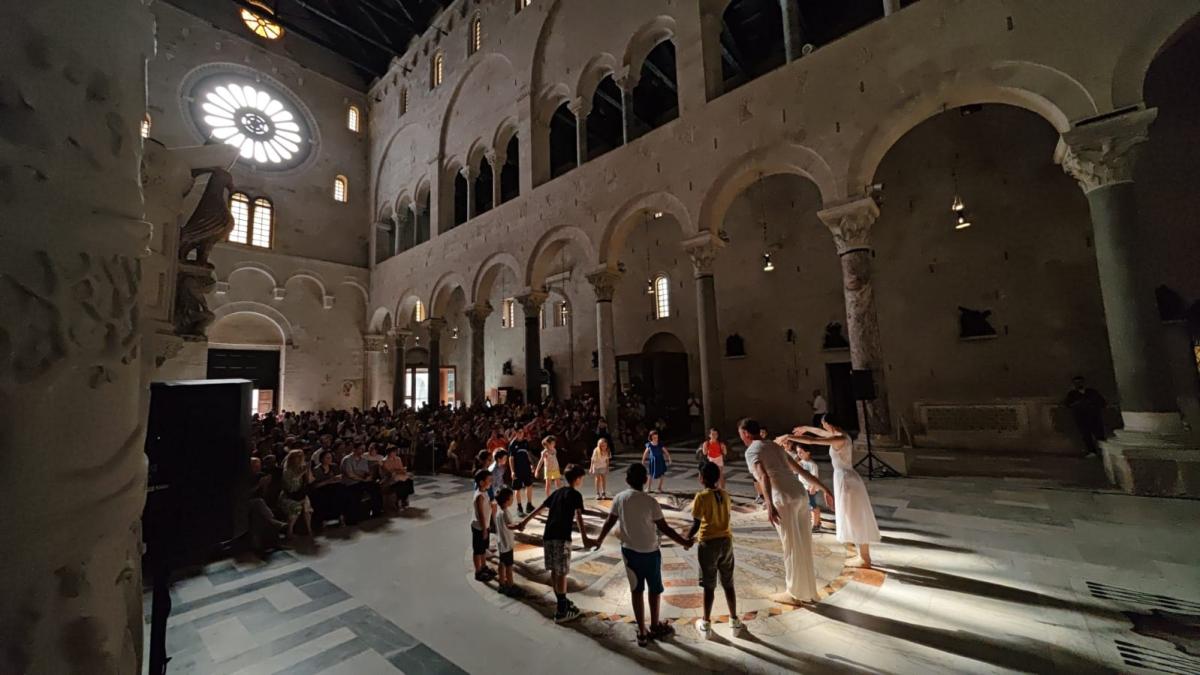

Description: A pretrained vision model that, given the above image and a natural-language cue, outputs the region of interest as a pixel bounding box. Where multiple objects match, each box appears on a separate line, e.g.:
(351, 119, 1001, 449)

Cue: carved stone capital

(464, 302, 493, 330)
(1057, 108, 1157, 193)
(586, 267, 623, 303)
(568, 96, 592, 120)
(682, 232, 726, 277)
(424, 317, 447, 337)
(363, 333, 387, 352)
(388, 328, 413, 349)
(817, 197, 880, 255)
(460, 165, 477, 181)
(483, 149, 497, 168)
(515, 290, 549, 315)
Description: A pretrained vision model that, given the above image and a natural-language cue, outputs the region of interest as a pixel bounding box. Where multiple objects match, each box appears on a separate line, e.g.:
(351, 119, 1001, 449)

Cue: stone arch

(465, 138, 491, 173)
(368, 307, 393, 334)
(284, 270, 328, 301)
(371, 121, 436, 208)
(429, 271, 470, 317)
(846, 60, 1099, 194)
(492, 116, 520, 155)
(211, 301, 294, 345)
(537, 82, 573, 124)
(526, 224, 597, 289)
(698, 143, 837, 236)
(576, 52, 621, 102)
(438, 52, 519, 159)
(472, 251, 523, 305)
(530, 0, 568, 98)
(226, 261, 279, 288)
(623, 15, 678, 84)
(642, 331, 686, 353)
(1111, 10, 1200, 109)
(340, 278, 370, 307)
(598, 192, 694, 268)
(395, 291, 424, 328)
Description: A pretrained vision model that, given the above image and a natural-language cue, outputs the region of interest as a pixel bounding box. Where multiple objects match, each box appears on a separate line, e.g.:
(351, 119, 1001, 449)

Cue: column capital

(616, 72, 638, 93)
(460, 164, 478, 181)
(586, 267, 624, 302)
(515, 290, 549, 315)
(682, 232, 725, 277)
(817, 196, 880, 255)
(483, 149, 497, 167)
(388, 328, 413, 347)
(568, 96, 592, 120)
(464, 302, 493, 330)
(363, 333, 387, 352)
(1057, 107, 1157, 194)
(424, 317, 447, 336)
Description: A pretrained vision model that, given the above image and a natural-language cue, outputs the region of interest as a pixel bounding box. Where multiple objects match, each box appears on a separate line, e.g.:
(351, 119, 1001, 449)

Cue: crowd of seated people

(241, 395, 610, 554)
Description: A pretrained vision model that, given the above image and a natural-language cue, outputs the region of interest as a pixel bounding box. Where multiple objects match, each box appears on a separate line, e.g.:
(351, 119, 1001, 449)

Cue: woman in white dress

(792, 418, 881, 568)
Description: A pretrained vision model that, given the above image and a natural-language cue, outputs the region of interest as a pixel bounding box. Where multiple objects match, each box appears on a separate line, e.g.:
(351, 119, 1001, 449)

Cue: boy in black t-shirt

(517, 464, 592, 623)
(508, 429, 536, 514)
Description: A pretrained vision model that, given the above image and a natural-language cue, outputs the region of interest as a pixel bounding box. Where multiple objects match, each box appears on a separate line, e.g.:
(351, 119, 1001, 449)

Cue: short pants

(808, 491, 822, 509)
(697, 537, 735, 590)
(512, 475, 535, 490)
(543, 539, 571, 576)
(621, 547, 664, 594)
(471, 526, 487, 555)
(499, 549, 514, 567)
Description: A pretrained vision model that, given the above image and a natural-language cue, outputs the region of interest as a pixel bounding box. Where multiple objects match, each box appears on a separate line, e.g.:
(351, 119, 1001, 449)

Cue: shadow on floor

(880, 536, 975, 554)
(883, 564, 1118, 620)
(809, 603, 1117, 673)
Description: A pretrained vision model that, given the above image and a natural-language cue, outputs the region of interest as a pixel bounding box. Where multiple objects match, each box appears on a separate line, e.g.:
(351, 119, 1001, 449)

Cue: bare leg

(723, 582, 738, 618)
(631, 589, 646, 637)
(702, 586, 715, 622)
(286, 514, 297, 538)
(649, 592, 662, 629)
(811, 505, 821, 529)
(859, 543, 872, 568)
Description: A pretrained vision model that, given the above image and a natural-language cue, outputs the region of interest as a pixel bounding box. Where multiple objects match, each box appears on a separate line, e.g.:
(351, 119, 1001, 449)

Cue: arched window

(140, 113, 152, 139)
(251, 197, 273, 248)
(469, 16, 482, 55)
(333, 175, 348, 203)
(347, 105, 361, 132)
(653, 275, 670, 319)
(432, 52, 445, 88)
(502, 298, 516, 328)
(413, 300, 427, 324)
(556, 301, 569, 327)
(229, 192, 251, 244)
(516, 0, 532, 12)
(398, 88, 408, 116)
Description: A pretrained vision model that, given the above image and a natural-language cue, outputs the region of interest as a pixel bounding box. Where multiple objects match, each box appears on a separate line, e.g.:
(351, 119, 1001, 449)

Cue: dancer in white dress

(738, 418, 833, 605)
(793, 419, 881, 568)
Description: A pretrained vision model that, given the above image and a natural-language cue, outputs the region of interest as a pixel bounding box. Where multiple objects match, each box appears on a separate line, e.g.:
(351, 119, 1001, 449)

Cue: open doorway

(207, 348, 279, 415)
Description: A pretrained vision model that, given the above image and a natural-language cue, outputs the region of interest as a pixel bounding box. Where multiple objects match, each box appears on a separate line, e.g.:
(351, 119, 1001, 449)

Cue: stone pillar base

(1101, 430, 1200, 497)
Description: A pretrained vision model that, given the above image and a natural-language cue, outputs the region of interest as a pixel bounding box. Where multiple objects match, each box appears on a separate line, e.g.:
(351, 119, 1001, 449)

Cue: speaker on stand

(851, 369, 900, 480)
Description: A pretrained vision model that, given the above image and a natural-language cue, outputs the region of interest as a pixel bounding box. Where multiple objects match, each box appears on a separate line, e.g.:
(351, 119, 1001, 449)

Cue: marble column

(0, 1, 153, 672)
(461, 166, 477, 221)
(363, 334, 388, 408)
(391, 329, 411, 408)
(570, 97, 591, 166)
(465, 303, 493, 406)
(683, 233, 727, 433)
(780, 0, 805, 62)
(882, 0, 901, 16)
(517, 291, 548, 405)
(587, 268, 623, 433)
(489, 151, 503, 207)
(618, 76, 636, 145)
(818, 197, 893, 439)
(426, 318, 447, 406)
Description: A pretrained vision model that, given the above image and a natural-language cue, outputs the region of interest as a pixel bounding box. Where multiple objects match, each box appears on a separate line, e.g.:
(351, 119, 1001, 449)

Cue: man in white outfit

(739, 417, 832, 605)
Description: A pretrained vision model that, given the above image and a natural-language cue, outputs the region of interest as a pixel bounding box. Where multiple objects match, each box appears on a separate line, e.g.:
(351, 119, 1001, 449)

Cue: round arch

(576, 52, 621, 103)
(226, 261, 279, 288)
(429, 271, 470, 317)
(642, 331, 686, 354)
(284, 270, 328, 302)
(492, 116, 520, 155)
(526, 224, 597, 289)
(437, 52, 519, 159)
(598, 191, 694, 268)
(623, 16, 678, 83)
(371, 120, 436, 209)
(368, 307, 393, 334)
(1111, 10, 1200, 109)
(472, 251, 523, 305)
(698, 143, 837, 236)
(211, 301, 294, 345)
(846, 61, 1099, 194)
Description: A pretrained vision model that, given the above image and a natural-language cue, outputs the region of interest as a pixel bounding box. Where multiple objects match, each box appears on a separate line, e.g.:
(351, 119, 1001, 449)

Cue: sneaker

(517, 503, 525, 516)
(730, 617, 746, 634)
(554, 605, 582, 624)
(695, 619, 712, 639)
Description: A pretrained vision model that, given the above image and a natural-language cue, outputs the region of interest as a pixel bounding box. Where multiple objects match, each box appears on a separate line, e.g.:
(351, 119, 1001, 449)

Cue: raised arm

(781, 451, 831, 496)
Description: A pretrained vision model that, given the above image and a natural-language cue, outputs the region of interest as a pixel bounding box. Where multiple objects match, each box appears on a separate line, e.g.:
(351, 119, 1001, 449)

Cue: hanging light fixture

(450, 326, 459, 339)
(644, 211, 655, 294)
(762, 253, 775, 272)
(950, 164, 971, 231)
(754, 172, 776, 272)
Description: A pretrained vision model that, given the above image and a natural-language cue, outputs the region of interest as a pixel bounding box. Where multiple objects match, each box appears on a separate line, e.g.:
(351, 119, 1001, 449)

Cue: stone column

(426, 318, 447, 406)
(517, 291, 548, 405)
(618, 76, 636, 145)
(882, 0, 901, 16)
(683, 233, 727, 433)
(465, 303, 493, 406)
(570, 97, 591, 166)
(818, 197, 893, 440)
(363, 334, 388, 408)
(587, 268, 623, 433)
(489, 151, 503, 207)
(780, 0, 805, 62)
(461, 166, 477, 221)
(391, 329, 411, 408)
(0, 1, 153, 672)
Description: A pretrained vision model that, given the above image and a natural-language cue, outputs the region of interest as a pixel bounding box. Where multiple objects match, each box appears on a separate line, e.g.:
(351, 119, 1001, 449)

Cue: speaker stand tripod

(853, 400, 901, 480)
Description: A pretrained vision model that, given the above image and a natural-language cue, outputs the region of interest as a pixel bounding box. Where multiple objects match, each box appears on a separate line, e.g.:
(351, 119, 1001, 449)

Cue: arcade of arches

(4, 1, 1200, 674)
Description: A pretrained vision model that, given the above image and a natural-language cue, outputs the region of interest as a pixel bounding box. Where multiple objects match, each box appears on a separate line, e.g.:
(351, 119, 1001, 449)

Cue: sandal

(636, 632, 650, 647)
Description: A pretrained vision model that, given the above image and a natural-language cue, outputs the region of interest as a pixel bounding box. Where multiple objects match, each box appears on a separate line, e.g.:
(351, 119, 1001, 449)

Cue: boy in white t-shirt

(493, 487, 525, 597)
(593, 463, 693, 647)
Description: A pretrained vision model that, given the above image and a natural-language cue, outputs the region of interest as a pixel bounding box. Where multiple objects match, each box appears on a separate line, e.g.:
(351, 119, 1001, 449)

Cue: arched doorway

(617, 331, 690, 440)
(207, 311, 285, 414)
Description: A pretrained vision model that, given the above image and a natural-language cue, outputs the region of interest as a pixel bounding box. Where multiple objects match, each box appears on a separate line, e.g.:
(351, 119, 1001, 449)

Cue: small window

(653, 275, 670, 319)
(469, 16, 482, 55)
(347, 105, 361, 132)
(398, 88, 408, 116)
(140, 113, 152, 139)
(333, 175, 348, 203)
(251, 197, 273, 248)
(414, 300, 427, 324)
(556, 302, 569, 327)
(432, 52, 445, 88)
(240, 3, 283, 40)
(229, 193, 251, 244)
(539, 306, 546, 330)
(501, 298, 516, 328)
(516, 0, 532, 12)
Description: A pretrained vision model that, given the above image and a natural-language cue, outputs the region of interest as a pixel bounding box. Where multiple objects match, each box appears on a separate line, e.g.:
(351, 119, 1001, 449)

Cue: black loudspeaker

(143, 379, 252, 565)
(851, 369, 877, 401)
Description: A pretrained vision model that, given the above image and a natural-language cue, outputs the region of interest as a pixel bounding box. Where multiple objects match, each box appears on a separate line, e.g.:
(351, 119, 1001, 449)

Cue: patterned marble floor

(146, 464, 1200, 674)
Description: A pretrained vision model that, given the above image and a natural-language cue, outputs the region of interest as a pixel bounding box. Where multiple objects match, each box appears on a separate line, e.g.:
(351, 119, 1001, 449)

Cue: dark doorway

(207, 348, 280, 414)
(619, 333, 691, 440)
(825, 361, 859, 432)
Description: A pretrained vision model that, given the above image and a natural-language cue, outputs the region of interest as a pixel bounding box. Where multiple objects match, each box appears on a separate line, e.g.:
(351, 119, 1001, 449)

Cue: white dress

(830, 441, 881, 545)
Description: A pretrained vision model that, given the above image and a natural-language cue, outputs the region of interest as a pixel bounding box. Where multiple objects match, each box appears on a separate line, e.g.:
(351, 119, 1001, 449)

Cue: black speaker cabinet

(851, 369, 877, 401)
(143, 379, 252, 564)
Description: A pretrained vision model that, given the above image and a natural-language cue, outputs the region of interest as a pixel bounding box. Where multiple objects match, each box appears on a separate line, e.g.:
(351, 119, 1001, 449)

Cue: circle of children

(470, 414, 881, 647)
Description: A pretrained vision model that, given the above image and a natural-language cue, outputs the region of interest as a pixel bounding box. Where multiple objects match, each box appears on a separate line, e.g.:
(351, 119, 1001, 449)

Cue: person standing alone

(1064, 376, 1107, 457)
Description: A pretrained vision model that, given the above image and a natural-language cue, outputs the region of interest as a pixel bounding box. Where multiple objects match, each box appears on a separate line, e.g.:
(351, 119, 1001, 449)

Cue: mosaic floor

(146, 460, 1200, 674)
